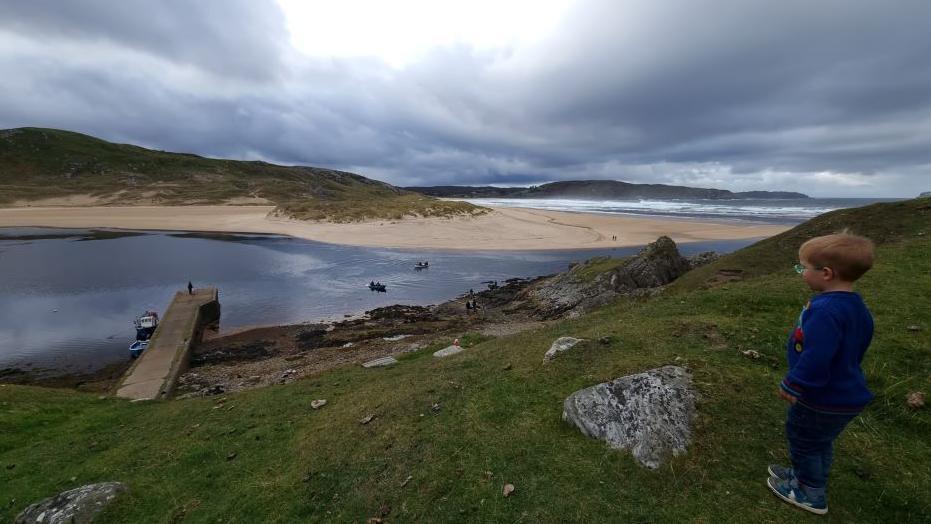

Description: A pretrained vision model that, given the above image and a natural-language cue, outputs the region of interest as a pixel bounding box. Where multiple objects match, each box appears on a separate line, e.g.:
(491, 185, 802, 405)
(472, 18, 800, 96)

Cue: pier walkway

(116, 288, 220, 400)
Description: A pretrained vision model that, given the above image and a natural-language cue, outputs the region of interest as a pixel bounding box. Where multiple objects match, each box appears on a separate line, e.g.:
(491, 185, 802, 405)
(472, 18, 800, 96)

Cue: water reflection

(0, 228, 756, 376)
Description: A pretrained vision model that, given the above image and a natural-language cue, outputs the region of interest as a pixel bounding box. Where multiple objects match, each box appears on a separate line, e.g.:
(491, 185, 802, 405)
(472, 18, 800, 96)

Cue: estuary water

(0, 228, 756, 377)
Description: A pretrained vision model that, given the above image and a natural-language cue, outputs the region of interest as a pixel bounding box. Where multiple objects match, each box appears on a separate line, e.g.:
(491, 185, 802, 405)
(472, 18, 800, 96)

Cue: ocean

(458, 197, 901, 224)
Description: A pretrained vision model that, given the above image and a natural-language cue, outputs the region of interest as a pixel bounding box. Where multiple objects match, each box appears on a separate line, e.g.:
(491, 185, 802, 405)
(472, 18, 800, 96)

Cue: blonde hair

(799, 232, 874, 282)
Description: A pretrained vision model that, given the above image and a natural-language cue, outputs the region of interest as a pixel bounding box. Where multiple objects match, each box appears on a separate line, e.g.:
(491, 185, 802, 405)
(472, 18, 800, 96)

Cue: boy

(767, 233, 875, 515)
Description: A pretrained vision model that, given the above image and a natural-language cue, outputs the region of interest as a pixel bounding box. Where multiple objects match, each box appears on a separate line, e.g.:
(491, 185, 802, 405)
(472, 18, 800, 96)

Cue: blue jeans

(786, 403, 859, 496)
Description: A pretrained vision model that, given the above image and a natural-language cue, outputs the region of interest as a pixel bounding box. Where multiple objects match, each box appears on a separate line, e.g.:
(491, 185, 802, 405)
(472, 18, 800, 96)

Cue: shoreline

(0, 205, 790, 250)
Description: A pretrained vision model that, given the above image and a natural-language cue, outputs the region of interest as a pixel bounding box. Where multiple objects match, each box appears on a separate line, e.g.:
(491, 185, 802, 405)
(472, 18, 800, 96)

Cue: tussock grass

(2, 201, 929, 522)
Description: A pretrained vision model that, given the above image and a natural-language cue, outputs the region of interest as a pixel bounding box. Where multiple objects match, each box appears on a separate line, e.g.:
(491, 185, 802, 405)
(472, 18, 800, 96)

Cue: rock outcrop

(543, 337, 585, 363)
(523, 236, 703, 318)
(562, 366, 697, 469)
(15, 482, 127, 524)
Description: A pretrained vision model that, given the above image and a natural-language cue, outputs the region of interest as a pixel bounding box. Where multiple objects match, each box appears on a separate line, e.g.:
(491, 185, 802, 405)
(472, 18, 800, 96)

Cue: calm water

(460, 197, 900, 224)
(0, 228, 756, 377)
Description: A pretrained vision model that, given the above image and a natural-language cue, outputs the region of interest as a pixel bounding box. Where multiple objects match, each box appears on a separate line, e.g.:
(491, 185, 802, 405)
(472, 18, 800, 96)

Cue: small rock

(226, 452, 237, 461)
(341, 342, 354, 348)
(360, 414, 376, 425)
(362, 356, 398, 368)
(6, 463, 15, 470)
(400, 475, 413, 487)
(906, 325, 921, 332)
(302, 472, 313, 483)
(502, 483, 515, 497)
(311, 399, 327, 409)
(543, 336, 585, 363)
(906, 391, 925, 409)
(483, 470, 493, 480)
(431, 402, 442, 414)
(502, 363, 512, 371)
(741, 350, 761, 359)
(433, 345, 465, 358)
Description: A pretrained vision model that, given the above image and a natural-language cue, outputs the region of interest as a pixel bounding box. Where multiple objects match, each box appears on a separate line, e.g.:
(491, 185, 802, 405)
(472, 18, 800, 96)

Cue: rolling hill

(0, 128, 482, 222)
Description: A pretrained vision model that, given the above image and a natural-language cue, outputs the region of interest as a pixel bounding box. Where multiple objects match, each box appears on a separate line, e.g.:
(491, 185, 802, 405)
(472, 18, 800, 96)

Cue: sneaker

(767, 464, 793, 482)
(767, 476, 828, 515)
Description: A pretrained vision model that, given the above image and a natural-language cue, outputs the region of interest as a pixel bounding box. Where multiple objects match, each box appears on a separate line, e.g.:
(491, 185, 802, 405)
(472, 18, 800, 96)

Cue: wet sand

(0, 205, 789, 250)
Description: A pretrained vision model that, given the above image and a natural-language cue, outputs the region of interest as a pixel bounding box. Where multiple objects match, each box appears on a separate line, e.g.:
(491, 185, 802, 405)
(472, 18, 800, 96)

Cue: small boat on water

(414, 261, 430, 270)
(368, 282, 387, 292)
(134, 311, 159, 341)
(129, 340, 149, 359)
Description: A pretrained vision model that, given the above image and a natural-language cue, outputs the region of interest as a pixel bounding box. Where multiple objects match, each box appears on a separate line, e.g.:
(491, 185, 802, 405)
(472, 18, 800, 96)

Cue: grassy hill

(2, 199, 929, 522)
(0, 128, 482, 222)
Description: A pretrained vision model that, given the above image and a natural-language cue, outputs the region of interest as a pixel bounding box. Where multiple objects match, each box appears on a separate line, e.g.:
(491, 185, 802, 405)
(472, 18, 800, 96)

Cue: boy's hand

(777, 388, 798, 404)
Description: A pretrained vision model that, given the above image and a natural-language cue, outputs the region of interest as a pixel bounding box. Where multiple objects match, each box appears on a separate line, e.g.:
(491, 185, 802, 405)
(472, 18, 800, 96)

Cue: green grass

(2, 201, 929, 522)
(0, 128, 485, 222)
(568, 255, 632, 283)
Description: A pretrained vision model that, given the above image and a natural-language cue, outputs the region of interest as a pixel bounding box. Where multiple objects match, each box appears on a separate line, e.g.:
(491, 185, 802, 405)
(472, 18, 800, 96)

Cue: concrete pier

(116, 288, 220, 400)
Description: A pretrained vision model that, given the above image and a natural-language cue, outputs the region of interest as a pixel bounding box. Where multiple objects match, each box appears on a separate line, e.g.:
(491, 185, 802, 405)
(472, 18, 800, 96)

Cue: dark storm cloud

(0, 0, 287, 80)
(1, 0, 930, 196)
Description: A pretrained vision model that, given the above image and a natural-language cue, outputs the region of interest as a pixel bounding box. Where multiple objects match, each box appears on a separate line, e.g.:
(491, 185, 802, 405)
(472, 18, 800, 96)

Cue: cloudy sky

(1, 0, 930, 197)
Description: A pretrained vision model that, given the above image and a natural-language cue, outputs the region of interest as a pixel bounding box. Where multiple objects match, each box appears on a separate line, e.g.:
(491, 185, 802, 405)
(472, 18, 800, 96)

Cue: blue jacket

(780, 291, 874, 412)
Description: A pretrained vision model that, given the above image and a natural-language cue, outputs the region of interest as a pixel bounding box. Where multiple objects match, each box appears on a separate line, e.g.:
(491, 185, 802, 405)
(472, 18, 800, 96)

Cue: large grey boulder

(16, 482, 127, 524)
(543, 337, 585, 363)
(562, 366, 697, 469)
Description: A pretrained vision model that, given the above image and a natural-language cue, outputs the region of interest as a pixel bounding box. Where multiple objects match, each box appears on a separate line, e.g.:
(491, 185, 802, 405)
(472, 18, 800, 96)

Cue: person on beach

(187, 281, 193, 295)
(767, 232, 875, 515)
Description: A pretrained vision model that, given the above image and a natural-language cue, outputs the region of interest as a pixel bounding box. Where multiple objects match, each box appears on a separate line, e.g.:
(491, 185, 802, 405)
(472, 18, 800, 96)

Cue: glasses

(793, 263, 825, 274)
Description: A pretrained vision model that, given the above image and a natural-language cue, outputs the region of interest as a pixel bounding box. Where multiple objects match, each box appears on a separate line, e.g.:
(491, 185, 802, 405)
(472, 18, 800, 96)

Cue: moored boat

(134, 311, 159, 341)
(129, 339, 149, 359)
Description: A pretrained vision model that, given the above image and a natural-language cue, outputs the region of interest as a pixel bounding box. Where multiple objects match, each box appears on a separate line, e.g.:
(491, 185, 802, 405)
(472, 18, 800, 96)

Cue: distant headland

(405, 180, 809, 200)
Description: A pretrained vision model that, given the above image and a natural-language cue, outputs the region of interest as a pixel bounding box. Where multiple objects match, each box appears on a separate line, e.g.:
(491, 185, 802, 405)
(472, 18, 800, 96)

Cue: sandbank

(0, 205, 789, 250)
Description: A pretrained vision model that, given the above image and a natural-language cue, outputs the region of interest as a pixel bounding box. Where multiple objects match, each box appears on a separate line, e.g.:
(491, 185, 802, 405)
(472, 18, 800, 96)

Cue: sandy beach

(0, 205, 789, 250)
